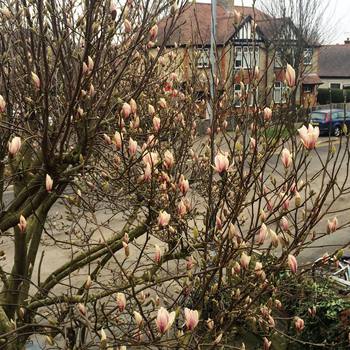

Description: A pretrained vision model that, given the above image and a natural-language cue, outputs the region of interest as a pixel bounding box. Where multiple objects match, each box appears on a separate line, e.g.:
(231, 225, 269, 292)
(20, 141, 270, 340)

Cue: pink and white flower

(297, 124, 320, 150)
(184, 308, 199, 331)
(156, 307, 175, 334)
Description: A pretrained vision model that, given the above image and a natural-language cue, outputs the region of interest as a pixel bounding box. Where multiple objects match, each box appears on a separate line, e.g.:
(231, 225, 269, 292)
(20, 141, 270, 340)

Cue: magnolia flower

(294, 191, 302, 207)
(156, 307, 175, 334)
(122, 241, 129, 257)
(110, 0, 117, 19)
(288, 254, 298, 274)
(263, 107, 272, 121)
(285, 63, 296, 87)
(186, 256, 194, 270)
(177, 200, 187, 217)
(143, 151, 159, 166)
(158, 98, 167, 109)
(269, 229, 279, 248)
(46, 174, 53, 192)
(134, 311, 143, 327)
(280, 216, 289, 232)
(206, 318, 214, 330)
(149, 24, 158, 41)
(128, 137, 137, 156)
(148, 104, 155, 115)
(216, 215, 222, 230)
(100, 328, 107, 345)
(85, 275, 92, 289)
(154, 244, 161, 263)
(257, 223, 268, 244)
(250, 137, 256, 150)
(77, 303, 87, 316)
(163, 150, 174, 169)
(114, 131, 122, 150)
(130, 98, 137, 114)
(116, 292, 126, 312)
(153, 116, 161, 132)
(214, 153, 229, 173)
(104, 133, 113, 145)
(0, 95, 6, 113)
(308, 305, 317, 317)
(158, 210, 170, 227)
(87, 56, 94, 71)
(327, 217, 338, 233)
(184, 308, 199, 331)
(143, 163, 152, 182)
(254, 65, 260, 78)
(298, 124, 320, 150)
(31, 72, 40, 89)
(281, 148, 292, 168)
(233, 9, 242, 24)
(294, 317, 305, 332)
(263, 337, 272, 350)
(178, 175, 189, 194)
(124, 19, 132, 33)
(121, 102, 132, 118)
(8, 136, 21, 156)
(240, 252, 251, 269)
(18, 215, 27, 233)
(233, 261, 241, 274)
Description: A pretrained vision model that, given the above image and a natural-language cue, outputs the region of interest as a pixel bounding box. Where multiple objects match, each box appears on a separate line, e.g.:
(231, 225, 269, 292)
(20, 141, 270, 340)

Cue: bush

(317, 88, 350, 104)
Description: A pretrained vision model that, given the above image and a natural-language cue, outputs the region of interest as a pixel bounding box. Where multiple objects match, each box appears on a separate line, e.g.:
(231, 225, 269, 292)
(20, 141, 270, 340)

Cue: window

(233, 84, 258, 107)
(303, 84, 313, 93)
(234, 84, 242, 107)
(235, 46, 259, 69)
(274, 50, 283, 68)
(196, 49, 209, 68)
(274, 82, 286, 103)
(303, 48, 313, 65)
(330, 83, 341, 89)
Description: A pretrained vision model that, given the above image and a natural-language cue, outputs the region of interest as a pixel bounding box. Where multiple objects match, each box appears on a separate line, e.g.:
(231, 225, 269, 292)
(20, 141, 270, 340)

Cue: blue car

(309, 109, 350, 137)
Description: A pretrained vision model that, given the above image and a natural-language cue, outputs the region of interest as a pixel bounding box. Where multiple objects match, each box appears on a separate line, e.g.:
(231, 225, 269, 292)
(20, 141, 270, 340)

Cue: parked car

(309, 109, 350, 136)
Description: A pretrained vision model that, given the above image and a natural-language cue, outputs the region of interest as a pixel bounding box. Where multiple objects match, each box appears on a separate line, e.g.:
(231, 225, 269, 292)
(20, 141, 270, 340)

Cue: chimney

(217, 0, 236, 12)
(345, 38, 350, 45)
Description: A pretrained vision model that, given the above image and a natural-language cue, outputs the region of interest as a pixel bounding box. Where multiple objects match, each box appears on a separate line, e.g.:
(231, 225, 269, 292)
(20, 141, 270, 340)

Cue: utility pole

(208, 0, 217, 123)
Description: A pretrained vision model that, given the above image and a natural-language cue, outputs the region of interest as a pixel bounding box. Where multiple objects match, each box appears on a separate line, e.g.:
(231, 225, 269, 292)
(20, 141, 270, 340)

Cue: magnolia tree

(0, 0, 350, 349)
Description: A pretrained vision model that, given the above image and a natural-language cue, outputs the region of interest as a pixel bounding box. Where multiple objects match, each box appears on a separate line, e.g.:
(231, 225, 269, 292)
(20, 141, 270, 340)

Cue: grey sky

(200, 0, 350, 44)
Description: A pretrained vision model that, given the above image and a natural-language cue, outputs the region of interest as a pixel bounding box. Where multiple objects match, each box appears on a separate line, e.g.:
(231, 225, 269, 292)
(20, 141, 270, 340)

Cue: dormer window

(196, 48, 209, 68)
(303, 48, 313, 65)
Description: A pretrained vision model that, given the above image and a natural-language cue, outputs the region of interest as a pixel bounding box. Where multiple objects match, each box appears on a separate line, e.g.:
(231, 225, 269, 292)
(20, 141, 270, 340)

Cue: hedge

(317, 88, 350, 104)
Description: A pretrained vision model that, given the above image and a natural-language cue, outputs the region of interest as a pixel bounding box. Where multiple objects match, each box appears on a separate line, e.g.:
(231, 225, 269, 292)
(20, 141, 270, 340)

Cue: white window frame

(235, 46, 259, 69)
(330, 83, 342, 89)
(303, 48, 313, 66)
(196, 48, 209, 69)
(274, 50, 283, 68)
(234, 84, 242, 107)
(233, 84, 258, 107)
(303, 85, 313, 93)
(248, 85, 258, 106)
(274, 82, 286, 103)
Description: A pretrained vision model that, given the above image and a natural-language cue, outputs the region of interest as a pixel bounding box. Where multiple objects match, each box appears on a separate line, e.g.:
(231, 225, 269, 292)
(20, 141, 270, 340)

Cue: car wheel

(334, 126, 341, 137)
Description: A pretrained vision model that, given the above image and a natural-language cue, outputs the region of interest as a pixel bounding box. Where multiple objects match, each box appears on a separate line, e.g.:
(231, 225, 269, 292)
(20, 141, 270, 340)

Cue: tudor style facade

(157, 1, 322, 109)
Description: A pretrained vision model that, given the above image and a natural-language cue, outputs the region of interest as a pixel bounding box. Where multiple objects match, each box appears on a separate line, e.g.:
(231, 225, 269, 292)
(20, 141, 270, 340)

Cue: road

(1, 136, 349, 286)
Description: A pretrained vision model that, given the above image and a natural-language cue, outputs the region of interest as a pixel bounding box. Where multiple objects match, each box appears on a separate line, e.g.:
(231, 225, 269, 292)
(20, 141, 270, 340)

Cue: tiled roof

(302, 73, 323, 85)
(319, 45, 350, 78)
(157, 3, 271, 47)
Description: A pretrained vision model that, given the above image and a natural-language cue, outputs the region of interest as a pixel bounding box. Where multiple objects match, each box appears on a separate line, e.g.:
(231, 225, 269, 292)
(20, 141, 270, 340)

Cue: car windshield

(310, 112, 326, 121)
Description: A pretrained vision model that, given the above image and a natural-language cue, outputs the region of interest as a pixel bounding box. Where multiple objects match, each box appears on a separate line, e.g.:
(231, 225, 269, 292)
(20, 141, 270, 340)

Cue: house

(157, 1, 322, 109)
(318, 40, 350, 90)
